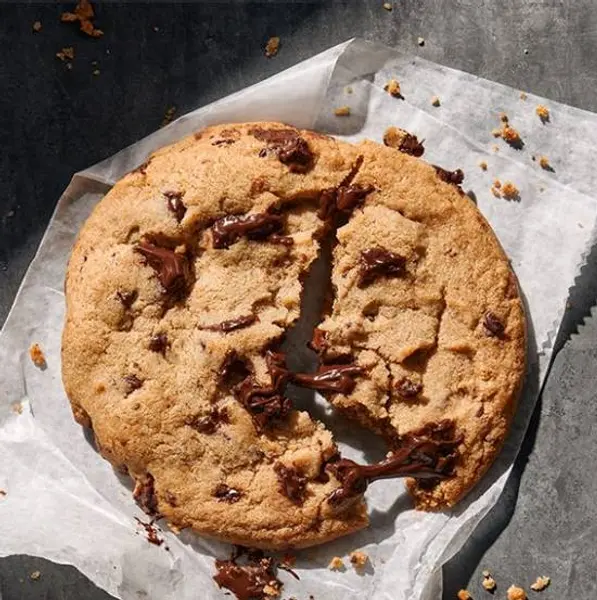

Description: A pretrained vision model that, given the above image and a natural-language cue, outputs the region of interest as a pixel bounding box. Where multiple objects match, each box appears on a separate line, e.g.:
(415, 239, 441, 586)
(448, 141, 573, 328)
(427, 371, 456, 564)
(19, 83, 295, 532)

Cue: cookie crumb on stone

(161, 106, 176, 127)
(29, 343, 47, 369)
(535, 105, 550, 123)
(30, 571, 41, 581)
(61, 1, 103, 38)
(520, 91, 528, 100)
(328, 556, 345, 570)
(507, 585, 526, 600)
(482, 571, 497, 592)
(502, 181, 519, 200)
(457, 590, 472, 600)
(349, 550, 368, 569)
(32, 21, 42, 32)
(431, 95, 441, 107)
(384, 79, 403, 98)
(265, 36, 280, 58)
(56, 46, 75, 62)
(93, 68, 100, 76)
(479, 161, 488, 170)
(383, 2, 393, 10)
(538, 156, 551, 170)
(530, 576, 550, 592)
(418, 36, 425, 46)
(334, 106, 351, 117)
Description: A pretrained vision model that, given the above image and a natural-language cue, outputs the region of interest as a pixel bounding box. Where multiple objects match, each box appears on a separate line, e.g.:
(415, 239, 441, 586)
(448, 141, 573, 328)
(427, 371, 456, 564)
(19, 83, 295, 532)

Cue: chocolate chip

(149, 333, 168, 355)
(292, 363, 364, 394)
(483, 311, 505, 337)
(274, 463, 307, 504)
(433, 165, 465, 186)
(249, 126, 314, 173)
(336, 184, 375, 213)
(124, 374, 143, 395)
(396, 377, 422, 398)
(186, 406, 229, 434)
(214, 483, 242, 503)
(135, 241, 191, 298)
(133, 473, 159, 516)
(202, 314, 257, 333)
(116, 290, 138, 308)
(358, 247, 407, 287)
(164, 190, 186, 222)
(212, 213, 284, 249)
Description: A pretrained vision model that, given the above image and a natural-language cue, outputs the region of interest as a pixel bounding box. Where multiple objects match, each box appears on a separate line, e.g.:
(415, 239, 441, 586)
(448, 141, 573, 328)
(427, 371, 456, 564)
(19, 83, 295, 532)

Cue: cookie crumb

(431, 95, 441, 107)
(479, 161, 488, 171)
(32, 21, 42, 33)
(263, 584, 280, 597)
(161, 106, 176, 127)
(418, 36, 425, 46)
(56, 46, 75, 62)
(538, 156, 551, 170)
(265, 36, 280, 58)
(507, 585, 526, 600)
(29, 343, 47, 369)
(384, 79, 403, 98)
(482, 571, 497, 592)
(457, 590, 472, 600)
(535, 104, 550, 123)
(345, 86, 353, 94)
(520, 91, 528, 100)
(93, 68, 100, 76)
(30, 571, 41, 581)
(383, 2, 393, 10)
(501, 124, 522, 146)
(493, 179, 501, 189)
(328, 556, 345, 570)
(60, 1, 103, 38)
(349, 550, 368, 569)
(492, 145, 500, 153)
(334, 106, 351, 117)
(491, 186, 501, 198)
(530, 576, 550, 592)
(499, 112, 509, 123)
(0, 490, 6, 497)
(491, 128, 502, 138)
(11, 401, 23, 414)
(502, 181, 519, 200)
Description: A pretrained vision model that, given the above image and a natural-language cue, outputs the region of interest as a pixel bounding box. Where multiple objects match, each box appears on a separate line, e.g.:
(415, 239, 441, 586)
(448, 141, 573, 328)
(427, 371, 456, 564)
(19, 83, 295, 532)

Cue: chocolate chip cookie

(62, 121, 525, 550)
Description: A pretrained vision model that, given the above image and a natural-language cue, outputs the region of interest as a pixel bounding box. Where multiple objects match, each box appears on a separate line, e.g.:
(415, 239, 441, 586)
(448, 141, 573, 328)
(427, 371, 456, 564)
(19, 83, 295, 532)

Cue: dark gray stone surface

(1, 2, 596, 599)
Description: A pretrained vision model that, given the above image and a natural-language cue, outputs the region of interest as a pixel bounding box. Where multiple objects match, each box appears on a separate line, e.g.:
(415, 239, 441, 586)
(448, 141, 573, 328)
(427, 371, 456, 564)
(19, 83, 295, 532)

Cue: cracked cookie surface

(62, 122, 525, 550)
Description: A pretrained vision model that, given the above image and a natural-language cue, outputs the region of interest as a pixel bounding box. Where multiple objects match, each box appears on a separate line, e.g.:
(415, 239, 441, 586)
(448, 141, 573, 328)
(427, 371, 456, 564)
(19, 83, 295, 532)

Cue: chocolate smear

(327, 420, 462, 507)
(202, 314, 257, 333)
(249, 127, 314, 173)
(212, 213, 283, 249)
(164, 190, 186, 222)
(123, 374, 143, 395)
(433, 165, 465, 186)
(214, 551, 282, 600)
(292, 363, 364, 394)
(133, 473, 159, 516)
(214, 483, 243, 503)
(358, 247, 407, 287)
(274, 463, 308, 504)
(135, 241, 190, 298)
(135, 517, 164, 546)
(483, 311, 505, 338)
(149, 333, 168, 355)
(317, 183, 374, 224)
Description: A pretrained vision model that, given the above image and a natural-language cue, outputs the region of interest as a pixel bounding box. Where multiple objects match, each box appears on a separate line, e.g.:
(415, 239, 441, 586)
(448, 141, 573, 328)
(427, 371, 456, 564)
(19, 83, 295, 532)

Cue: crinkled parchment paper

(1, 39, 597, 600)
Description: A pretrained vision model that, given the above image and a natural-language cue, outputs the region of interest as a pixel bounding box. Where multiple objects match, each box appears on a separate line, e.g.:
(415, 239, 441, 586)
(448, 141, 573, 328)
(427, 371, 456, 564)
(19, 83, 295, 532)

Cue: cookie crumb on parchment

(265, 36, 280, 58)
(501, 181, 520, 200)
(29, 343, 47, 369)
(0, 490, 6, 497)
(507, 585, 527, 600)
(431, 95, 440, 107)
(479, 161, 488, 171)
(334, 106, 351, 117)
(535, 105, 550, 123)
(349, 550, 368, 569)
(384, 78, 403, 98)
(530, 576, 550, 592)
(538, 156, 552, 171)
(328, 556, 345, 570)
(520, 91, 528, 100)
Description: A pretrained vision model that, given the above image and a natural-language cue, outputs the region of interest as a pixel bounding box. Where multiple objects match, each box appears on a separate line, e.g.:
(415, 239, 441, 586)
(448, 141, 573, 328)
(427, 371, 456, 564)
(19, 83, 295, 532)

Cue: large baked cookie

(62, 121, 525, 549)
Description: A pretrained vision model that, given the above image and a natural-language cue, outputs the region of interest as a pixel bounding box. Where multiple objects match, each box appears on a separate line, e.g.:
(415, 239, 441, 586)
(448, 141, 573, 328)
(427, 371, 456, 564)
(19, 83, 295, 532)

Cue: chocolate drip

(433, 165, 465, 186)
(292, 363, 364, 394)
(214, 553, 281, 600)
(164, 190, 186, 222)
(214, 483, 242, 503)
(135, 241, 190, 298)
(202, 314, 257, 333)
(358, 247, 407, 287)
(327, 420, 462, 507)
(212, 213, 283, 249)
(274, 463, 308, 505)
(133, 473, 159, 516)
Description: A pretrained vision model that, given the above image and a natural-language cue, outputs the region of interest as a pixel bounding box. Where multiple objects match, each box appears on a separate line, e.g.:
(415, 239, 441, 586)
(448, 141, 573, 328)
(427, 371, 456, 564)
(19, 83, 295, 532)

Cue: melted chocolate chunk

(274, 463, 308, 505)
(358, 247, 407, 287)
(336, 183, 375, 213)
(249, 127, 314, 173)
(135, 241, 190, 298)
(212, 213, 283, 249)
(396, 377, 422, 398)
(214, 554, 281, 600)
(220, 352, 253, 387)
(214, 483, 243, 503)
(186, 406, 229, 434)
(269, 233, 294, 246)
(327, 420, 462, 507)
(203, 314, 257, 333)
(116, 289, 138, 308)
(149, 333, 168, 355)
(292, 363, 364, 394)
(133, 473, 159, 516)
(318, 188, 338, 221)
(135, 517, 164, 546)
(164, 190, 186, 222)
(483, 311, 505, 337)
(433, 166, 465, 186)
(123, 374, 143, 395)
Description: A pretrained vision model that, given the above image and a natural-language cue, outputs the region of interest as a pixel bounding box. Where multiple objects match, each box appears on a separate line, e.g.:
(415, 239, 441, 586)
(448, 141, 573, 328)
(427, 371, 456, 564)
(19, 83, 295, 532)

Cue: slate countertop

(2, 2, 596, 599)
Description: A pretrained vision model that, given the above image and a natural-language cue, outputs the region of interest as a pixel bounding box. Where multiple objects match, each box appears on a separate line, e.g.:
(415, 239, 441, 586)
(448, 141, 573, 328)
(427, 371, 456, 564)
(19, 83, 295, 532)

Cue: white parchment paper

(2, 39, 597, 600)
